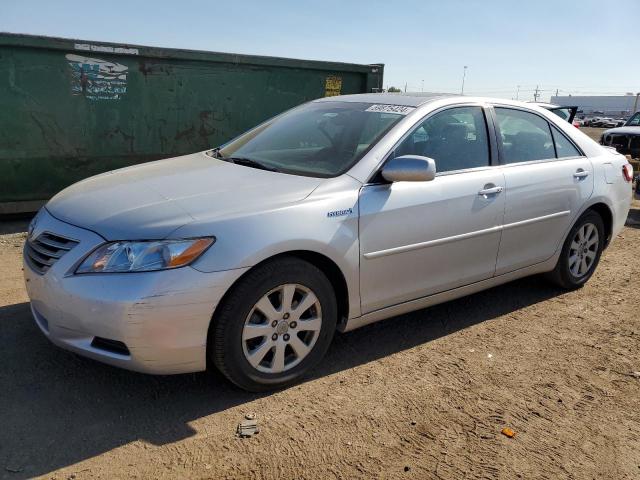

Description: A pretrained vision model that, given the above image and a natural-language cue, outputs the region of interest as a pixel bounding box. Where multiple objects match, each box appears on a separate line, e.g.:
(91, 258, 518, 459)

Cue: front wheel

(210, 257, 337, 392)
(546, 211, 605, 289)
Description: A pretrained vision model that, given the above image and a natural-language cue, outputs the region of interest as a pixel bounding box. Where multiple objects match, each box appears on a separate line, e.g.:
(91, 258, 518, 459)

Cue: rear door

(492, 106, 594, 275)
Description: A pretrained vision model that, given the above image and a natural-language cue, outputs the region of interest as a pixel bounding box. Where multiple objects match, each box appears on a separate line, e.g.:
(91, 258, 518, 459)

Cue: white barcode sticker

(365, 104, 415, 115)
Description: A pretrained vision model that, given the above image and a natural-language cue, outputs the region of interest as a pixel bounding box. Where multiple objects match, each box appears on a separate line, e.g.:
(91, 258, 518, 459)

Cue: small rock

(410, 420, 417, 426)
(245, 412, 256, 420)
(404, 466, 410, 472)
(237, 418, 260, 438)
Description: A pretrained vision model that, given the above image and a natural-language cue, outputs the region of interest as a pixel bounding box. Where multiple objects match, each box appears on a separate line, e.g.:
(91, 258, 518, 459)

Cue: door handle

(574, 169, 590, 179)
(478, 186, 503, 197)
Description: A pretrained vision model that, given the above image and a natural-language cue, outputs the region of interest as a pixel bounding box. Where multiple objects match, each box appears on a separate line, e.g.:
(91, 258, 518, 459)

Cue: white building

(550, 94, 640, 117)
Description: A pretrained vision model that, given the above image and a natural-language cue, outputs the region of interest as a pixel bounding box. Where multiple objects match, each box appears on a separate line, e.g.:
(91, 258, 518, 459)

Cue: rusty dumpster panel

(0, 33, 384, 212)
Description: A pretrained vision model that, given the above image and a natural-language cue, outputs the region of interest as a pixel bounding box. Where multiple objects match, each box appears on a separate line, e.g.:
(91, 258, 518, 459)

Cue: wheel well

(211, 250, 350, 327)
(274, 251, 350, 324)
(587, 203, 613, 248)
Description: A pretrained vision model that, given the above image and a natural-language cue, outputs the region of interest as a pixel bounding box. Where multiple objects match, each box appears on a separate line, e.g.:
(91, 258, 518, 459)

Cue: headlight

(76, 238, 215, 274)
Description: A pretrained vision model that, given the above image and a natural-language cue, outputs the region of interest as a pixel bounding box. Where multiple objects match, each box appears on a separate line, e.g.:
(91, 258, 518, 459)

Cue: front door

(358, 105, 505, 314)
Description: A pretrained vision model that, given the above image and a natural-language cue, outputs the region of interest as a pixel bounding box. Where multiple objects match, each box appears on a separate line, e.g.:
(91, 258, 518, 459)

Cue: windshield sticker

(365, 104, 415, 115)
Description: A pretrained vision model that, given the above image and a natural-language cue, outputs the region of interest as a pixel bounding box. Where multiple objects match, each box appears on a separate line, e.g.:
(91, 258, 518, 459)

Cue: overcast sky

(3, 0, 638, 101)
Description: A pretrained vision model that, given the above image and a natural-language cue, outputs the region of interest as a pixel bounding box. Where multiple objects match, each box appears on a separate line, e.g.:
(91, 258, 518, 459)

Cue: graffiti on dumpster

(66, 54, 128, 101)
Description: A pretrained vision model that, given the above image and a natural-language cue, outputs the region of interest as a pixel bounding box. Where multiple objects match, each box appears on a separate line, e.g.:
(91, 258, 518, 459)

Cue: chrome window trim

(498, 155, 586, 169)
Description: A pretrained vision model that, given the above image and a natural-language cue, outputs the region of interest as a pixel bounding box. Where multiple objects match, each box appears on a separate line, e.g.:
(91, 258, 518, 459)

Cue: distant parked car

(601, 118, 620, 128)
(584, 117, 601, 127)
(601, 111, 640, 158)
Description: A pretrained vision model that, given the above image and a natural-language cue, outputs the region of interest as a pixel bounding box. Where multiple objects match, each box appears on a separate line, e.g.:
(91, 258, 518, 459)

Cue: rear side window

(551, 126, 581, 158)
(495, 108, 554, 163)
(392, 106, 490, 173)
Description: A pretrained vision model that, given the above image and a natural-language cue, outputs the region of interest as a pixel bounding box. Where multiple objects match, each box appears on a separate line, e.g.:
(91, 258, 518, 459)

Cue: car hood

(46, 152, 323, 240)
(602, 126, 640, 136)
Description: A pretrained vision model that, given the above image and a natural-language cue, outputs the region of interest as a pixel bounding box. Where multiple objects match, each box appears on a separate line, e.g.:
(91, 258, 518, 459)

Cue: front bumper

(23, 209, 248, 374)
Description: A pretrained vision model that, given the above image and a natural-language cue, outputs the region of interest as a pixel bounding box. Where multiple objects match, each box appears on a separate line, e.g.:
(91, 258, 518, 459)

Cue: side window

(393, 106, 490, 173)
(551, 126, 582, 158)
(495, 108, 555, 163)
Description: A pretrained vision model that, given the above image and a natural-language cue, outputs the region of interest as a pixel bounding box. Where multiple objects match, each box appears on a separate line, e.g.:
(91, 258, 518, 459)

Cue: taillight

(573, 122, 580, 128)
(622, 163, 633, 182)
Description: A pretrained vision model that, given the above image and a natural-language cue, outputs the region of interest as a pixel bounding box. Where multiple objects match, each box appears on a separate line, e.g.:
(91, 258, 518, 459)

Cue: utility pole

(533, 85, 540, 102)
(633, 92, 640, 113)
(555, 88, 559, 97)
(404, 82, 407, 93)
(421, 79, 424, 92)
(516, 85, 520, 100)
(461, 65, 468, 95)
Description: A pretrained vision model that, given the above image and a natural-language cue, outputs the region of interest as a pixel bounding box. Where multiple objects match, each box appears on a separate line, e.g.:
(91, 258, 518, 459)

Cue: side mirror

(381, 155, 437, 182)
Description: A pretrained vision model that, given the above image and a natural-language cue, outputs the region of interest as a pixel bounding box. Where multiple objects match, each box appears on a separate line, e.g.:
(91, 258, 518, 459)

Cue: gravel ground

(0, 201, 638, 479)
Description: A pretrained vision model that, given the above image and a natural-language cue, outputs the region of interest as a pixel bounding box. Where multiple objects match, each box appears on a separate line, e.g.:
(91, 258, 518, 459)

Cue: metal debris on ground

(237, 416, 260, 438)
(501, 427, 516, 438)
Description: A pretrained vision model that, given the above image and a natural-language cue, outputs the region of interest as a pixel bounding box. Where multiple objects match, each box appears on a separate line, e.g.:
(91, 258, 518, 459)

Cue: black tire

(546, 210, 605, 290)
(210, 256, 337, 392)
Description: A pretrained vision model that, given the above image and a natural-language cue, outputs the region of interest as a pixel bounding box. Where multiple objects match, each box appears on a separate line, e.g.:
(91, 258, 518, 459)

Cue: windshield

(626, 112, 640, 126)
(551, 108, 570, 121)
(217, 101, 406, 177)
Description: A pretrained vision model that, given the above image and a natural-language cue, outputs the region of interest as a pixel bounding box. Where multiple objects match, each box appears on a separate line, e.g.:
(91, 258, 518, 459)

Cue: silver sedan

(24, 93, 633, 391)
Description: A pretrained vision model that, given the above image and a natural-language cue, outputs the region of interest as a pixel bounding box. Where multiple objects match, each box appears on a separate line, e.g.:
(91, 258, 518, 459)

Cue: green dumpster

(0, 33, 384, 213)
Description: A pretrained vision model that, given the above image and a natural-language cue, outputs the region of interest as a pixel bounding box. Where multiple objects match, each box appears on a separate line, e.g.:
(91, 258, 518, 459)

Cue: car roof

(313, 93, 571, 112)
(313, 92, 457, 107)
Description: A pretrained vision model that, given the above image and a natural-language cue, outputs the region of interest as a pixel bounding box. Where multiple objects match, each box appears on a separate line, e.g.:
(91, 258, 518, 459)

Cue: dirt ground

(1, 211, 639, 478)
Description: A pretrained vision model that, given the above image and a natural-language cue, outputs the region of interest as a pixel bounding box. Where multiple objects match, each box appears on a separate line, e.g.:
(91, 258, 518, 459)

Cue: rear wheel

(210, 257, 337, 392)
(546, 211, 604, 289)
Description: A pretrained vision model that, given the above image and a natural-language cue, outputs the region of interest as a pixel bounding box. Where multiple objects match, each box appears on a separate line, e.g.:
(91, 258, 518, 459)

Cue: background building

(550, 94, 640, 117)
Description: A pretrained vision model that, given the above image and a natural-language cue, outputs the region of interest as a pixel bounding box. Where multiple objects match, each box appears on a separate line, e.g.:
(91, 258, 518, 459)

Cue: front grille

(25, 231, 79, 274)
(603, 134, 639, 156)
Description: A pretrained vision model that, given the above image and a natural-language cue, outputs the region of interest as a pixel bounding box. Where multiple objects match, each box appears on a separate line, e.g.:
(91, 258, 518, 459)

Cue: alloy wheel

(241, 284, 322, 374)
(568, 222, 599, 277)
